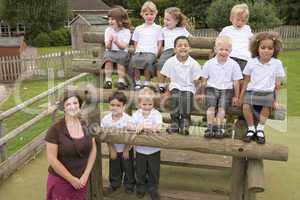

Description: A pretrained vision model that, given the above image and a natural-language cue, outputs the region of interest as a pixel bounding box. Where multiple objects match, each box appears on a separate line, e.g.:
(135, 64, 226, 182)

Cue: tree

(268, 0, 300, 25)
(0, 0, 18, 26)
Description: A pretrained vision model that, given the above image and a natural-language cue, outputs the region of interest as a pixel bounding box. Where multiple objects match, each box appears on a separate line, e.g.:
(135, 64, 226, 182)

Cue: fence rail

(0, 49, 92, 82)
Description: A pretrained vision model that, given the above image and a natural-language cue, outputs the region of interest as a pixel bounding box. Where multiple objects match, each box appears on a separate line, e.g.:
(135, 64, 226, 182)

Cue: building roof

(69, 0, 110, 11)
(0, 37, 24, 47)
(70, 14, 108, 26)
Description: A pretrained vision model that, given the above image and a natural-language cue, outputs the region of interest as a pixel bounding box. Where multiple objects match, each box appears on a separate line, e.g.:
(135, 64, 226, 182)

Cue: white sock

(118, 78, 125, 83)
(135, 80, 141, 85)
(159, 83, 166, 88)
(105, 77, 112, 82)
(143, 81, 150, 86)
(256, 123, 264, 131)
(247, 126, 255, 136)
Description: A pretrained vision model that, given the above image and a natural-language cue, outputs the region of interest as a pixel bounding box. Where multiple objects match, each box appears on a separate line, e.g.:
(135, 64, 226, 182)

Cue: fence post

(60, 52, 66, 79)
(0, 120, 7, 163)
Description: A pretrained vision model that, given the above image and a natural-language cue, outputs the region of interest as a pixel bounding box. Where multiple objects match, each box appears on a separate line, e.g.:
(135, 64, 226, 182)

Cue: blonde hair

(138, 87, 155, 102)
(165, 7, 187, 27)
(140, 1, 158, 16)
(215, 36, 232, 48)
(230, 3, 250, 22)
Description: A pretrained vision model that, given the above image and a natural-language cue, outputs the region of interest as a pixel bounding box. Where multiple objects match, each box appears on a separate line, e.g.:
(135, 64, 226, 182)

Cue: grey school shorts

(243, 91, 274, 107)
(103, 50, 129, 67)
(156, 48, 174, 71)
(129, 52, 156, 73)
(205, 87, 233, 110)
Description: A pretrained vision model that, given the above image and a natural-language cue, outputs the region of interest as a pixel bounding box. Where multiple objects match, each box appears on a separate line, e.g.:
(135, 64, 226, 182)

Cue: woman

(45, 90, 96, 200)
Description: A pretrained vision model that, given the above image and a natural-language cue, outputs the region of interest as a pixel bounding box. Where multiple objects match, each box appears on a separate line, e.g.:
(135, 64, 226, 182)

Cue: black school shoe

(255, 130, 266, 144)
(117, 82, 127, 90)
(214, 129, 225, 139)
(149, 190, 160, 200)
(166, 127, 179, 134)
(180, 127, 189, 135)
(158, 86, 166, 94)
(204, 128, 214, 138)
(124, 187, 134, 194)
(104, 81, 112, 89)
(243, 129, 256, 143)
(104, 185, 118, 195)
(136, 191, 145, 199)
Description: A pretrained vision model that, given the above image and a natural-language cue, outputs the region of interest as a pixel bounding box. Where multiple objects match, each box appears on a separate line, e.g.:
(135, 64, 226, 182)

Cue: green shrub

(32, 32, 50, 47)
(49, 28, 71, 46)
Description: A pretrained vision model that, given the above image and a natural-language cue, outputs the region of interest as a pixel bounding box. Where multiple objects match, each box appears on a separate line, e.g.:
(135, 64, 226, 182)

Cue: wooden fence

(0, 49, 92, 82)
(192, 25, 300, 49)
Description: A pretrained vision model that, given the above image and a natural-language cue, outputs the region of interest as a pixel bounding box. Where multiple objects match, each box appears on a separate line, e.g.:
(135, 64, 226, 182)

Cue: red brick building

(0, 37, 27, 57)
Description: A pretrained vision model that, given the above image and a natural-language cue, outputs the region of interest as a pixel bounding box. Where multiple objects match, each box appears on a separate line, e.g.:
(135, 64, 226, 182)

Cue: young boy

(200, 36, 243, 138)
(161, 36, 202, 135)
(128, 87, 162, 200)
(101, 91, 135, 194)
(219, 3, 253, 71)
(129, 1, 163, 90)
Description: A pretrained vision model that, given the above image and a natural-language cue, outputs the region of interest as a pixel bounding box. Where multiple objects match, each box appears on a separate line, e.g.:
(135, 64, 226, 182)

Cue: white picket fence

(0, 50, 91, 82)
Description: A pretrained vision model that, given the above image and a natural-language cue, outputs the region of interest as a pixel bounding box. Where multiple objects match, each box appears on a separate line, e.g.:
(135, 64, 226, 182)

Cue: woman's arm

(80, 138, 97, 186)
(46, 142, 82, 189)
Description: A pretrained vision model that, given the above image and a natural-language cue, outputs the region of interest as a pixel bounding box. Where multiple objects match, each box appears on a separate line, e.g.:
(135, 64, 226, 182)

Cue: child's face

(109, 99, 125, 116)
(258, 39, 274, 62)
(215, 42, 232, 61)
(142, 9, 156, 25)
(139, 98, 154, 115)
(174, 39, 191, 58)
(231, 15, 247, 29)
(164, 12, 178, 29)
(108, 17, 119, 29)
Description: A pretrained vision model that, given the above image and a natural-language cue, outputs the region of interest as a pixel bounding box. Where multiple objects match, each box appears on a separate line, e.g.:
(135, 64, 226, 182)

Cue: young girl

(240, 32, 285, 144)
(103, 6, 131, 90)
(129, 1, 163, 90)
(157, 7, 190, 93)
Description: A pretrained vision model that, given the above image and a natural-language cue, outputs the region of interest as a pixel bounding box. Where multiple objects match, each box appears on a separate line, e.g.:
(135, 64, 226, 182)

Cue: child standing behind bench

(156, 7, 190, 93)
(128, 87, 162, 200)
(103, 6, 131, 90)
(101, 91, 135, 194)
(129, 1, 163, 90)
(200, 36, 243, 138)
(240, 32, 285, 144)
(161, 36, 202, 135)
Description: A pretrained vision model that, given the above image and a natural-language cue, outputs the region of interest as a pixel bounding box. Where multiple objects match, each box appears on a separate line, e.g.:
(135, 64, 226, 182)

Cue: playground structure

(0, 32, 288, 200)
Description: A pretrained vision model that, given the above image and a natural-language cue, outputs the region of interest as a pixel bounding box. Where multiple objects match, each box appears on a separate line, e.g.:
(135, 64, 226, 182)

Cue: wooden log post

(230, 119, 247, 200)
(0, 120, 7, 163)
(247, 159, 265, 193)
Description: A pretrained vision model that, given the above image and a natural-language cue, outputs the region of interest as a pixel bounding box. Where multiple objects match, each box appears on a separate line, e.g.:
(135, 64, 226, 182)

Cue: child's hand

(136, 124, 144, 133)
(232, 96, 239, 106)
(110, 148, 117, 160)
(111, 35, 117, 43)
(273, 100, 280, 109)
(122, 150, 129, 160)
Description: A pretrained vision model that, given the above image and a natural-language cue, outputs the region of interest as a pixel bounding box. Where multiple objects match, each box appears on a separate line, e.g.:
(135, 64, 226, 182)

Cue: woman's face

(64, 96, 81, 117)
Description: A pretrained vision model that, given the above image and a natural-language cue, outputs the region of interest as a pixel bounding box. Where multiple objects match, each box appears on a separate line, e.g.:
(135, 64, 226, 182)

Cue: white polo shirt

(219, 25, 253, 60)
(162, 27, 190, 51)
(161, 55, 202, 94)
(132, 23, 163, 55)
(104, 26, 131, 51)
(131, 109, 162, 155)
(101, 112, 132, 153)
(243, 58, 285, 92)
(201, 57, 243, 90)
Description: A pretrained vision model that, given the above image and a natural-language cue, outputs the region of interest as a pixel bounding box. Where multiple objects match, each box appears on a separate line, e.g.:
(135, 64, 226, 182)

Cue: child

(161, 36, 202, 135)
(128, 87, 162, 200)
(200, 36, 243, 138)
(156, 7, 190, 93)
(129, 1, 163, 90)
(240, 32, 285, 144)
(103, 6, 131, 90)
(219, 3, 253, 71)
(101, 91, 135, 193)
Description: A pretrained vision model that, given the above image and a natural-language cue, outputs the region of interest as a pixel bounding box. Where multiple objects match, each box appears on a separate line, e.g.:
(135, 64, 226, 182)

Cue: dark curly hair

(249, 32, 282, 58)
(108, 91, 127, 105)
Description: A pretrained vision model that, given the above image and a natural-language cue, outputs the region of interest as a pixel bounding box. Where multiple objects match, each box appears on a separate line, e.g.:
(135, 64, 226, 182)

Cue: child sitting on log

(101, 91, 135, 194)
(239, 32, 285, 144)
(200, 36, 243, 138)
(102, 6, 131, 90)
(161, 36, 202, 135)
(128, 87, 162, 200)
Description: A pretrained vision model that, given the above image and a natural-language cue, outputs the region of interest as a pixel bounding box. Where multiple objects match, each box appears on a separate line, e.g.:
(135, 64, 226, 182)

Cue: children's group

(101, 1, 285, 199)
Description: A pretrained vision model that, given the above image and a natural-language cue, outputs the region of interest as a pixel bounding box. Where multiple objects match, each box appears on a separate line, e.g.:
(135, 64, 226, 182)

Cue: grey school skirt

(156, 48, 174, 71)
(129, 52, 156, 72)
(243, 91, 274, 107)
(103, 50, 129, 67)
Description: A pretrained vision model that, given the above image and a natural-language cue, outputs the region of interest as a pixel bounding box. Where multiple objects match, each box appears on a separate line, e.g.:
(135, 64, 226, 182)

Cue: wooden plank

(0, 131, 46, 183)
(91, 125, 289, 162)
